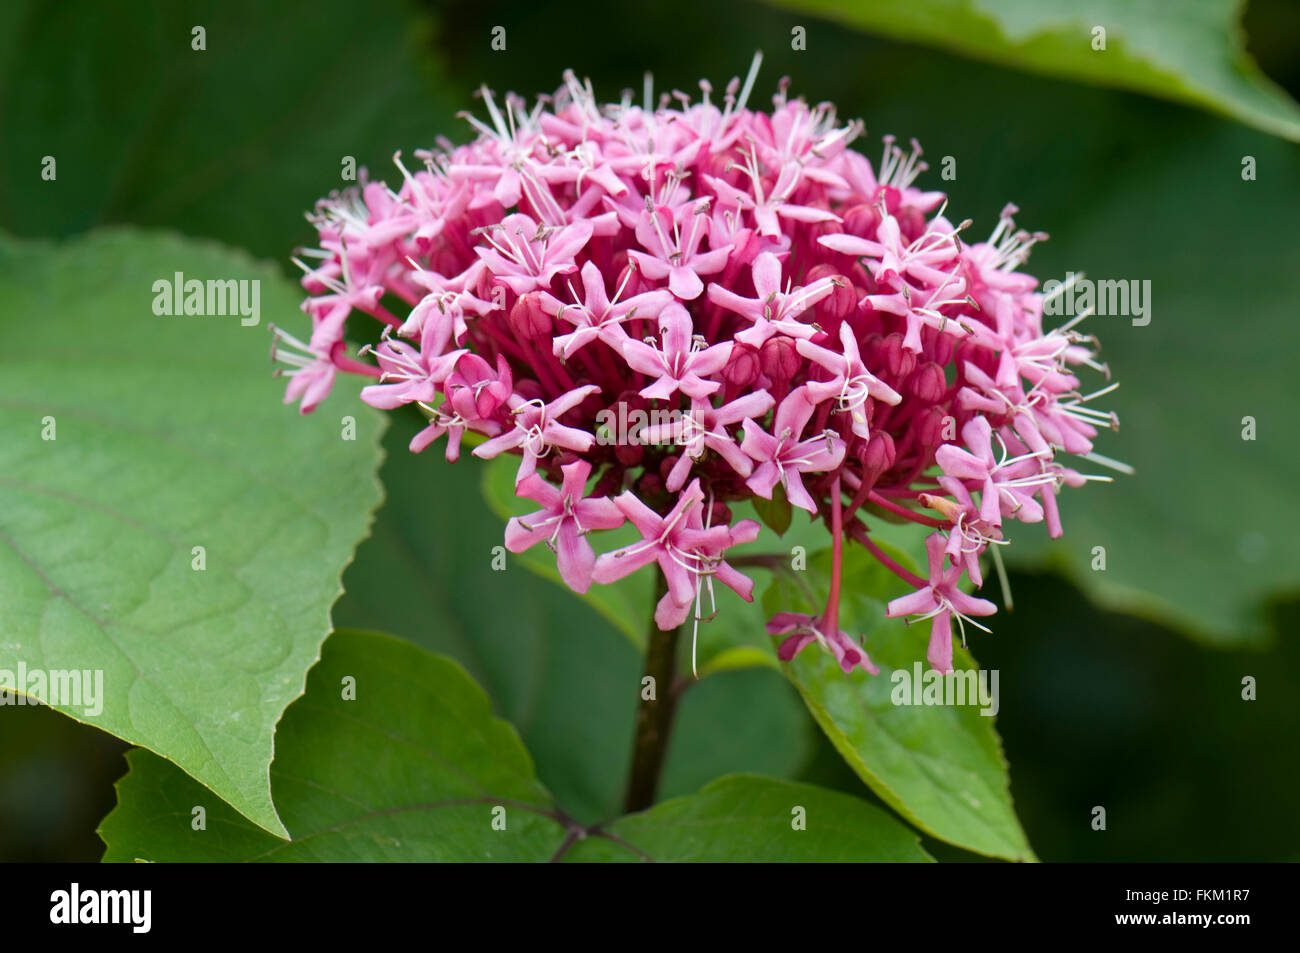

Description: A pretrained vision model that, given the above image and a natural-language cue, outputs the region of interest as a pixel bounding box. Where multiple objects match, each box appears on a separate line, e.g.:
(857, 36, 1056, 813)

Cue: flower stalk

(624, 571, 680, 813)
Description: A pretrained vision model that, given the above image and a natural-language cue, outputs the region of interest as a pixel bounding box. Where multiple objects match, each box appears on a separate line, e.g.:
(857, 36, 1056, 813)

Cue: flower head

(276, 55, 1123, 674)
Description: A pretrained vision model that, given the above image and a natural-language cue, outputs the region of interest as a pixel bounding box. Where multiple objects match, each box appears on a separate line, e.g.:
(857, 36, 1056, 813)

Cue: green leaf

(0, 230, 386, 836)
(100, 630, 931, 862)
(659, 668, 813, 801)
(991, 124, 1300, 647)
(762, 0, 1300, 142)
(564, 775, 933, 861)
(336, 411, 813, 823)
(0, 0, 458, 261)
(99, 630, 566, 861)
(753, 483, 793, 536)
(763, 543, 1035, 861)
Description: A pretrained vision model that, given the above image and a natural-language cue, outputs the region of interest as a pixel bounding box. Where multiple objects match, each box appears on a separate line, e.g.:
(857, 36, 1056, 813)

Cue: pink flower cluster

(274, 57, 1121, 675)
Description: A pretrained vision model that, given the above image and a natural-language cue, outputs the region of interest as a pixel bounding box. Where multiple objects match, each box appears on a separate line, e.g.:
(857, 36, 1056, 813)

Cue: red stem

(848, 521, 928, 588)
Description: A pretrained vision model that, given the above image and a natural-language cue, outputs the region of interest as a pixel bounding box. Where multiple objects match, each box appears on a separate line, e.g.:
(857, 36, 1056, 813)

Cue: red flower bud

(721, 341, 761, 389)
(910, 362, 948, 403)
(509, 291, 551, 339)
(843, 203, 881, 238)
(880, 332, 916, 379)
(760, 335, 801, 382)
(859, 429, 896, 477)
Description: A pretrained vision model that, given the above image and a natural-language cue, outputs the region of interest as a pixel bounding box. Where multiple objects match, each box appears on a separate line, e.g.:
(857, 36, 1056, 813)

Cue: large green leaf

(336, 411, 813, 823)
(0, 230, 386, 836)
(563, 775, 932, 862)
(763, 544, 1035, 861)
(100, 631, 564, 861)
(0, 0, 458, 261)
(993, 125, 1300, 647)
(100, 629, 928, 861)
(763, 0, 1300, 142)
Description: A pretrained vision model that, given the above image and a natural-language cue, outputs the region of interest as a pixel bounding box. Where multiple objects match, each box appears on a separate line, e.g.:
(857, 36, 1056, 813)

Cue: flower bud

(616, 257, 649, 297)
(509, 291, 551, 339)
(614, 441, 643, 467)
(918, 492, 965, 524)
(603, 390, 647, 466)
(842, 203, 881, 238)
(637, 472, 665, 499)
(721, 341, 761, 389)
(880, 332, 916, 380)
(928, 331, 956, 367)
(515, 378, 545, 403)
(877, 185, 901, 217)
(858, 429, 896, 477)
(760, 335, 801, 382)
(910, 362, 947, 403)
(914, 406, 948, 449)
(896, 206, 926, 240)
(806, 264, 856, 322)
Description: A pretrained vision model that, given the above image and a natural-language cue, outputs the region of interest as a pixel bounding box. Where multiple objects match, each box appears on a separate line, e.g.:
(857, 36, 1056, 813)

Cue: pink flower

(505, 460, 625, 592)
(359, 315, 466, 410)
(474, 384, 601, 483)
(769, 612, 879, 676)
(593, 480, 760, 630)
(271, 328, 337, 415)
(741, 387, 845, 512)
(707, 251, 836, 344)
(540, 261, 674, 360)
(445, 353, 513, 424)
(474, 214, 593, 296)
(620, 303, 732, 401)
(641, 392, 774, 491)
(886, 534, 997, 673)
(628, 199, 732, 300)
(797, 321, 901, 438)
(707, 156, 840, 238)
(410, 402, 472, 460)
(935, 417, 1050, 527)
(766, 474, 877, 675)
(271, 325, 378, 415)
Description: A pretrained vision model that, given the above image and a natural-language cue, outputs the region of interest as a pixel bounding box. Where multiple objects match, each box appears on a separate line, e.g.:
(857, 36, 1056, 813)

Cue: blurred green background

(2, 0, 1297, 861)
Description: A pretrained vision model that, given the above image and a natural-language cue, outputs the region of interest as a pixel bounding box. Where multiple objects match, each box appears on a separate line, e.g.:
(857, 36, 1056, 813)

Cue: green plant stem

(624, 572, 681, 813)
